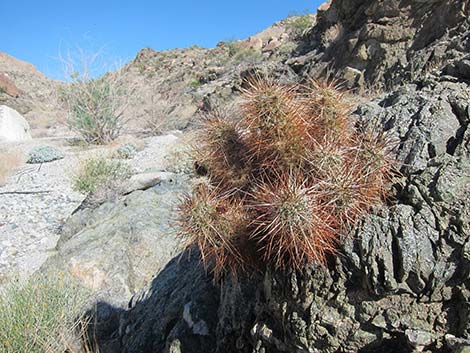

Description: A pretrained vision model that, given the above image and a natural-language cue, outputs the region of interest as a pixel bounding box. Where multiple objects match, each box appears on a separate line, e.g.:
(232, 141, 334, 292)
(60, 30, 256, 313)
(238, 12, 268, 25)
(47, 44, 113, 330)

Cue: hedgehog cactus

(178, 76, 395, 279)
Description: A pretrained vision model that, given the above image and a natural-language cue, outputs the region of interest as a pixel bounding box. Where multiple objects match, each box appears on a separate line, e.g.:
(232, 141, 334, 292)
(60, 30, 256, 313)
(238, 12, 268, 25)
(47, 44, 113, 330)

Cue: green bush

(62, 72, 128, 145)
(73, 157, 132, 194)
(225, 40, 241, 57)
(286, 13, 314, 37)
(189, 78, 201, 88)
(232, 48, 263, 64)
(26, 146, 65, 164)
(116, 143, 138, 159)
(0, 273, 89, 353)
(224, 40, 263, 64)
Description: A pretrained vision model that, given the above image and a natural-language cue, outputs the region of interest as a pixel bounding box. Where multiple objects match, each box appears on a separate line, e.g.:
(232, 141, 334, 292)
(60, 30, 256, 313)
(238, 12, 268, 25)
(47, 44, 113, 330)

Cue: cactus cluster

(179, 76, 395, 278)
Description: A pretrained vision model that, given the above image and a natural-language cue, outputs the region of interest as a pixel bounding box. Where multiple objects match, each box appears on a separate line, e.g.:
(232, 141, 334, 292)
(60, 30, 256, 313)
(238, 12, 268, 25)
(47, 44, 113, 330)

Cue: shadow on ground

(86, 250, 219, 353)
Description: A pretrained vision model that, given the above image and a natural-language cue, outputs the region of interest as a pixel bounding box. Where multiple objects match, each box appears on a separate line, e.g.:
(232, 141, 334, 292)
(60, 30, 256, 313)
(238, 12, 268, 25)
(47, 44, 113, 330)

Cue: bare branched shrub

(144, 98, 174, 135)
(60, 51, 131, 144)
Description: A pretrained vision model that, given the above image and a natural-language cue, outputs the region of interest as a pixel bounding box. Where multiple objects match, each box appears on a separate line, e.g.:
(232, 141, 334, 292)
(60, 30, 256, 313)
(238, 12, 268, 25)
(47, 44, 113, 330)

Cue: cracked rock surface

(87, 1, 470, 352)
(93, 74, 469, 353)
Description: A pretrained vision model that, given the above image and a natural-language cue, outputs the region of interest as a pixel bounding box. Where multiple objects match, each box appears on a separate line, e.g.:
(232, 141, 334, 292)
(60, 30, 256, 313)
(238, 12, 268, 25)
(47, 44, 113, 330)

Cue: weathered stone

(123, 171, 175, 194)
(41, 174, 189, 307)
(343, 66, 364, 89)
(0, 73, 20, 97)
(405, 329, 433, 349)
(0, 105, 31, 141)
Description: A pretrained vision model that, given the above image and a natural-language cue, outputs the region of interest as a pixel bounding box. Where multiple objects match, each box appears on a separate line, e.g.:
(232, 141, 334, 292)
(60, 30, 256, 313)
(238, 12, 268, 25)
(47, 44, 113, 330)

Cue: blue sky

(1, 1, 323, 80)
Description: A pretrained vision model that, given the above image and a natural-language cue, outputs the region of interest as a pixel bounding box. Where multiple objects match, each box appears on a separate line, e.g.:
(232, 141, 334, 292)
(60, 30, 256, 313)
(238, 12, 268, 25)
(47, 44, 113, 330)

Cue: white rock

(124, 172, 175, 195)
(0, 105, 32, 141)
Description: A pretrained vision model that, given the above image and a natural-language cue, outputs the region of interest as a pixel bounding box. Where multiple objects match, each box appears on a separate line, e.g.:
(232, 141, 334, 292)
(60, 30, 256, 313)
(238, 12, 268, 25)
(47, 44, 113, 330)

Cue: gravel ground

(0, 152, 84, 281)
(0, 132, 187, 282)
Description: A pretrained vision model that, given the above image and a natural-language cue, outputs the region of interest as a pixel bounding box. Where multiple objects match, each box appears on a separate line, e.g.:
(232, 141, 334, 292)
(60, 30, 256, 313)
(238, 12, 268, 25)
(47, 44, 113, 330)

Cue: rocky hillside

(1, 1, 469, 352)
(119, 14, 314, 131)
(86, 1, 470, 353)
(117, 0, 470, 133)
(1, 15, 313, 136)
(293, 0, 470, 89)
(0, 52, 65, 136)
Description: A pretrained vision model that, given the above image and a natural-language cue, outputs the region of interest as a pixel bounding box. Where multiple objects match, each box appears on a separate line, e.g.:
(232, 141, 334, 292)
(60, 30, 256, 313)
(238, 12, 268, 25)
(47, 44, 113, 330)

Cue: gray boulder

(0, 105, 32, 141)
(41, 173, 188, 307)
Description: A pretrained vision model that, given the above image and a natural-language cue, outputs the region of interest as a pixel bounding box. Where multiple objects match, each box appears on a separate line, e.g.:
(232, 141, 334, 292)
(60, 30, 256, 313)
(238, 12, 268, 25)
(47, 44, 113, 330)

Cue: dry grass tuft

(0, 273, 92, 353)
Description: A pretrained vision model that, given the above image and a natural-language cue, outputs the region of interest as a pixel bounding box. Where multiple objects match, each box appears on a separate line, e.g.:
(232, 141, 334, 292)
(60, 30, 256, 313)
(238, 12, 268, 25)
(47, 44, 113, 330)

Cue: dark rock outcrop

(89, 1, 470, 352)
(91, 251, 219, 353)
(207, 76, 469, 353)
(93, 75, 469, 353)
(291, 0, 470, 89)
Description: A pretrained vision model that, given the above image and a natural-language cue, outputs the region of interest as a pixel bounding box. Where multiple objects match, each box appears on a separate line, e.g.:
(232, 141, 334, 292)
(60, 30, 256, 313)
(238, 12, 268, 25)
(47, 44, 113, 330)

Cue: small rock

(343, 66, 364, 89)
(405, 329, 433, 350)
(123, 172, 175, 194)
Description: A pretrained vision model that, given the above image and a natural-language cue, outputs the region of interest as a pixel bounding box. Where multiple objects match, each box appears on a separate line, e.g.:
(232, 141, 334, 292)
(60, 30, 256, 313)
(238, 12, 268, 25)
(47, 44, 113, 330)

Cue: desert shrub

(116, 143, 138, 159)
(223, 40, 263, 65)
(144, 98, 176, 135)
(232, 48, 263, 65)
(224, 39, 241, 57)
(26, 145, 65, 164)
(62, 69, 129, 145)
(189, 78, 202, 88)
(286, 13, 314, 38)
(179, 76, 395, 279)
(73, 157, 132, 194)
(0, 151, 23, 185)
(164, 144, 195, 175)
(0, 273, 89, 353)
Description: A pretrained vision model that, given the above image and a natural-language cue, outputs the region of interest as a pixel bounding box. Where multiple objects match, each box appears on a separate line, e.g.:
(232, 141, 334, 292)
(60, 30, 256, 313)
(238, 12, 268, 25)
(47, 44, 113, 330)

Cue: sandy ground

(0, 131, 188, 282)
